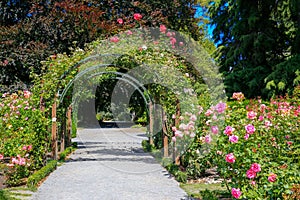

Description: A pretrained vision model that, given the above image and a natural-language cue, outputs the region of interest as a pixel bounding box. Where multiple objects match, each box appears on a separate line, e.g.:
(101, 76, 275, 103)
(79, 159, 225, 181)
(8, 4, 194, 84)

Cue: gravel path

(31, 128, 189, 200)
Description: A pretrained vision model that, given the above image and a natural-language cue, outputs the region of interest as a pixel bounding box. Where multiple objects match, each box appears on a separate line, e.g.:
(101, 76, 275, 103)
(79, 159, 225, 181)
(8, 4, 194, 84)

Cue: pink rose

(250, 180, 256, 185)
(22, 145, 27, 150)
(23, 90, 31, 99)
(0, 154, 3, 160)
(225, 153, 236, 163)
(250, 163, 261, 172)
(127, 30, 133, 35)
(170, 37, 176, 45)
(110, 36, 119, 43)
(268, 173, 277, 182)
(190, 114, 197, 122)
(258, 115, 264, 121)
(179, 41, 184, 46)
(172, 126, 177, 132)
(224, 126, 235, 136)
(204, 134, 212, 144)
(246, 169, 256, 179)
(215, 102, 226, 113)
(27, 145, 32, 151)
(211, 126, 219, 134)
(172, 136, 176, 142)
(133, 13, 142, 20)
(117, 18, 123, 24)
(160, 24, 167, 33)
(231, 188, 242, 199)
(265, 120, 272, 127)
(229, 135, 239, 143)
(245, 124, 255, 134)
(244, 134, 249, 140)
(205, 109, 213, 116)
(247, 111, 257, 119)
(232, 92, 244, 101)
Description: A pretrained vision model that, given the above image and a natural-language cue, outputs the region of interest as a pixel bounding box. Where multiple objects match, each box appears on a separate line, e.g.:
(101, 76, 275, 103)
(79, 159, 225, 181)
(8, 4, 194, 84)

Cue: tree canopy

(209, 0, 300, 98)
(1, 0, 208, 92)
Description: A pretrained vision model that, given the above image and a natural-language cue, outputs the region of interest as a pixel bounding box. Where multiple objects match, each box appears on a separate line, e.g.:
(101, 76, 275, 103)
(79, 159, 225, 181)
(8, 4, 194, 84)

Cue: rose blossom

(110, 36, 119, 43)
(229, 135, 239, 143)
(245, 124, 255, 134)
(231, 188, 242, 199)
(204, 134, 212, 144)
(160, 24, 167, 33)
(250, 163, 261, 172)
(268, 173, 277, 182)
(211, 126, 219, 134)
(225, 153, 236, 163)
(247, 111, 257, 119)
(117, 18, 123, 24)
(0, 154, 3, 160)
(215, 102, 226, 113)
(224, 126, 235, 136)
(244, 134, 249, 140)
(246, 169, 256, 179)
(133, 13, 142, 20)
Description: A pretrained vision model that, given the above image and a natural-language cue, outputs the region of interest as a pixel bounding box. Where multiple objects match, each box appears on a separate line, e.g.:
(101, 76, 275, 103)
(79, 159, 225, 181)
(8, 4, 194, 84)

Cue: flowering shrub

(207, 93, 300, 199)
(0, 91, 50, 186)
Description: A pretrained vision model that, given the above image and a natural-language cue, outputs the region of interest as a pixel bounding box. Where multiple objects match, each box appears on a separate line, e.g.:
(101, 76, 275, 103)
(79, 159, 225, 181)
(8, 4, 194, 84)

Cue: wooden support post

(51, 99, 58, 160)
(66, 106, 72, 147)
(149, 102, 154, 145)
(174, 99, 180, 165)
(162, 111, 168, 157)
(60, 113, 65, 153)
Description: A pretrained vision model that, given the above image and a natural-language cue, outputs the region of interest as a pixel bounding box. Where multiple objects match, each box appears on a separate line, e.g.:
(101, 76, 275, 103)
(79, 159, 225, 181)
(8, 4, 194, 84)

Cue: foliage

(190, 93, 300, 199)
(265, 54, 300, 97)
(0, 0, 208, 91)
(27, 160, 57, 188)
(209, 0, 300, 98)
(58, 146, 75, 161)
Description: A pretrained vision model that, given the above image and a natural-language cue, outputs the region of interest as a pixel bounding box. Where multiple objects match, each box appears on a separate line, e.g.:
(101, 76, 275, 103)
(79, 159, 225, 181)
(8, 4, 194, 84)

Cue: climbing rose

(268, 173, 277, 182)
(244, 134, 249, 140)
(246, 169, 256, 179)
(0, 154, 3, 160)
(247, 111, 257, 119)
(225, 153, 235, 163)
(110, 36, 119, 43)
(229, 135, 239, 143)
(211, 126, 219, 134)
(160, 24, 167, 33)
(190, 114, 197, 121)
(245, 124, 256, 134)
(23, 90, 31, 99)
(224, 126, 235, 136)
(250, 163, 261, 172)
(204, 134, 212, 144)
(232, 92, 244, 101)
(215, 102, 226, 113)
(231, 188, 242, 199)
(133, 13, 142, 20)
(117, 18, 123, 24)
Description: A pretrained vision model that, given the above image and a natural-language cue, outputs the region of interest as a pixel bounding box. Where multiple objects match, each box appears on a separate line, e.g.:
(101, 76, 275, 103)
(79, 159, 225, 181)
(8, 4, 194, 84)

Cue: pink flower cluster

(225, 153, 236, 163)
(246, 163, 261, 179)
(231, 188, 242, 199)
(232, 92, 244, 101)
(8, 155, 27, 166)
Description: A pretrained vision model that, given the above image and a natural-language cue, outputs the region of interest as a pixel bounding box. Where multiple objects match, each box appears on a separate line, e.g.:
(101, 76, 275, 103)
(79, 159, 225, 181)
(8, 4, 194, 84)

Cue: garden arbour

(48, 26, 225, 165)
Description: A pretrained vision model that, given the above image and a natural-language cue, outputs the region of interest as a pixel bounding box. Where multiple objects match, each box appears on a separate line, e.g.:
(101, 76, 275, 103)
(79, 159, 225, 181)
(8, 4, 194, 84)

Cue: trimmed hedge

(27, 160, 57, 188)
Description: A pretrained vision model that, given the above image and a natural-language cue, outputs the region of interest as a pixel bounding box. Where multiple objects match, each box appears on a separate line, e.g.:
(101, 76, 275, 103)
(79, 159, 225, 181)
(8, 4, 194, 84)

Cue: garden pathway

(31, 128, 189, 200)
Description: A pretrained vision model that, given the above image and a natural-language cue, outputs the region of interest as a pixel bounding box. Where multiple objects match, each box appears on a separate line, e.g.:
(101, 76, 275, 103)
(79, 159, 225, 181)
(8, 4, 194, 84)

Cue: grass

(180, 182, 229, 199)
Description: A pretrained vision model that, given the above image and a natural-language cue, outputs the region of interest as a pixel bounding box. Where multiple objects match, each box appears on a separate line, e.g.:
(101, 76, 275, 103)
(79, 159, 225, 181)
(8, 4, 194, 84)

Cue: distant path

(31, 128, 189, 200)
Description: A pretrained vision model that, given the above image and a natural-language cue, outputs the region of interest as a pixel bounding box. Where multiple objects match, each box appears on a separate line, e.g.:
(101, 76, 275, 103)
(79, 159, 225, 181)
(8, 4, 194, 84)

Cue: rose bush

(194, 93, 300, 199)
(0, 91, 50, 186)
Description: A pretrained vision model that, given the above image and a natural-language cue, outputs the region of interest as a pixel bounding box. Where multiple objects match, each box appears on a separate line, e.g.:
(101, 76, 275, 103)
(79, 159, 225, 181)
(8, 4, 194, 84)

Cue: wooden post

(162, 110, 168, 157)
(51, 99, 58, 160)
(149, 102, 154, 145)
(66, 106, 72, 147)
(174, 99, 180, 165)
(60, 110, 65, 153)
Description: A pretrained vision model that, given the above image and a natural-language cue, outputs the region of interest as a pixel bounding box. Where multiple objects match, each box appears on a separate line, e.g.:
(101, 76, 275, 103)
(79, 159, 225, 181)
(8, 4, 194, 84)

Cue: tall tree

(209, 0, 299, 98)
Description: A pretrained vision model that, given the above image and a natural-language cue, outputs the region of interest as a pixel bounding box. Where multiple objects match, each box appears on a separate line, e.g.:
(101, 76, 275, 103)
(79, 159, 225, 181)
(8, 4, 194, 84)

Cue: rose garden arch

(50, 27, 225, 164)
